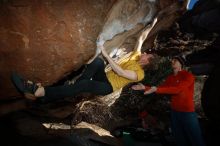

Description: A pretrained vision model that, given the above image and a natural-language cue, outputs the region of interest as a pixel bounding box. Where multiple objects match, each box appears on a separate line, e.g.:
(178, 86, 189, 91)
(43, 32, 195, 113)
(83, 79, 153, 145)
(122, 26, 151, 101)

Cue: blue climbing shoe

(11, 72, 38, 100)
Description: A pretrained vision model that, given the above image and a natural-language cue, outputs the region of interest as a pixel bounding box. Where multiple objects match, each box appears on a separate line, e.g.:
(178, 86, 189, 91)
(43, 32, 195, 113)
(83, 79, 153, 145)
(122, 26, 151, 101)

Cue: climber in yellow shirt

(11, 17, 158, 102)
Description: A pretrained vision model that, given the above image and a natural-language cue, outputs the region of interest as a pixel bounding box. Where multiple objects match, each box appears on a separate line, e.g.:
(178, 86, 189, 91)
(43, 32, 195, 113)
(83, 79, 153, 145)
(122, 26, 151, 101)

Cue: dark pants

(171, 110, 206, 146)
(42, 57, 113, 102)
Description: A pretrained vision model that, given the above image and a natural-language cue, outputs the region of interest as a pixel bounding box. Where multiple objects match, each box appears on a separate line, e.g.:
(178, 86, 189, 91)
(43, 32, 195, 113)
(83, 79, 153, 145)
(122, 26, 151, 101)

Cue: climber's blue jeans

(171, 110, 206, 146)
(41, 57, 113, 102)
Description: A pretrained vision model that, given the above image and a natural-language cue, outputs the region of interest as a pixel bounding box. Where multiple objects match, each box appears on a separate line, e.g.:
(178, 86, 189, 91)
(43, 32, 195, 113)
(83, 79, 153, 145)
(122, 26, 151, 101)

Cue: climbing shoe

(11, 72, 38, 100)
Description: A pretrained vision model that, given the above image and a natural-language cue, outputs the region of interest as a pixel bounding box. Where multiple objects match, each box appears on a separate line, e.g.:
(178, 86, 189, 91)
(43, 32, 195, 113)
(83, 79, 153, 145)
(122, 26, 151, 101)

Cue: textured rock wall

(99, 0, 157, 53)
(0, 0, 116, 98)
(100, 0, 184, 55)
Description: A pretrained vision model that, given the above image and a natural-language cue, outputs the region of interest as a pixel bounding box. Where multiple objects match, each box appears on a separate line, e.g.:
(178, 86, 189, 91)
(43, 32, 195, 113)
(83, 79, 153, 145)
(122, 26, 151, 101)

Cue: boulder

(0, 0, 116, 99)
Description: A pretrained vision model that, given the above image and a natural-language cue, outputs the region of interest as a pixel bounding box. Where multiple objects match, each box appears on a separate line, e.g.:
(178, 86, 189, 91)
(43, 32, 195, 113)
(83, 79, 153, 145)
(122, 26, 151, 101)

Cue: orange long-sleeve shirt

(154, 70, 195, 112)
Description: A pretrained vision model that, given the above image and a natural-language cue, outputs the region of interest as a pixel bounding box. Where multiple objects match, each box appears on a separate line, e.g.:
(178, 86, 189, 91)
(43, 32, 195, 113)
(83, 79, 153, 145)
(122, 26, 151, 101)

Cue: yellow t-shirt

(106, 51, 144, 91)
